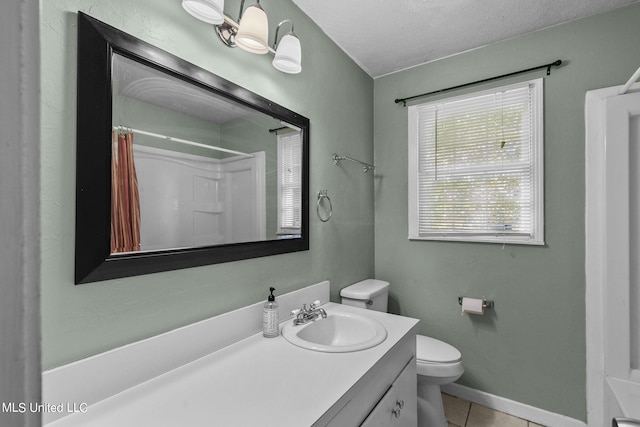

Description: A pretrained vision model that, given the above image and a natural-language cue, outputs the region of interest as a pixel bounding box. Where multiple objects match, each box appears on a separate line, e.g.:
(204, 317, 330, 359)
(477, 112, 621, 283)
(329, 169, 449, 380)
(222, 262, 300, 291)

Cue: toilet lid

(340, 279, 390, 299)
(416, 335, 461, 363)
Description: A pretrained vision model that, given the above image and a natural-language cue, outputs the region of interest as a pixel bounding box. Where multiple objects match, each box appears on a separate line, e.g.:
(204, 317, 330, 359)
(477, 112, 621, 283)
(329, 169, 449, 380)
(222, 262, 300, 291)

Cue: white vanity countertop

(607, 377, 640, 420)
(47, 302, 418, 427)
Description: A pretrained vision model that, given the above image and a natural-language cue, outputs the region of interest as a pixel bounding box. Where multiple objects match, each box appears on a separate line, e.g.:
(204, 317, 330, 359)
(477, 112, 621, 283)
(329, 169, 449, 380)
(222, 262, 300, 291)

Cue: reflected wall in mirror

(75, 12, 309, 284)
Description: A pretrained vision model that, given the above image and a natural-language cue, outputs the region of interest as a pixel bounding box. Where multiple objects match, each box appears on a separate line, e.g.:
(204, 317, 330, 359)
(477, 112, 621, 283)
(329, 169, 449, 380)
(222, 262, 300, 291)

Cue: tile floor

(443, 393, 545, 427)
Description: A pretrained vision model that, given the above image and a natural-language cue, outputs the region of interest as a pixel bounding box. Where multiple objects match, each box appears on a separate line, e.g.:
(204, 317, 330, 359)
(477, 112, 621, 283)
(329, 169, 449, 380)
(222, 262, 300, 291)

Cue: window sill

(408, 234, 545, 246)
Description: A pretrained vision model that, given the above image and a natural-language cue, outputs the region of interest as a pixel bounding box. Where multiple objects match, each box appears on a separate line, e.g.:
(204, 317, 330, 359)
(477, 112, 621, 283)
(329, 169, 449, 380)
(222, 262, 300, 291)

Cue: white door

(604, 91, 640, 384)
(220, 151, 266, 244)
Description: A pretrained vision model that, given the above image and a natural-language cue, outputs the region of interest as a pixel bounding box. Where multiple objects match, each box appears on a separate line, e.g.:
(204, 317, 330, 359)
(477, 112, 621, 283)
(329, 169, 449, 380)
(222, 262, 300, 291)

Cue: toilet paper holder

(458, 297, 494, 309)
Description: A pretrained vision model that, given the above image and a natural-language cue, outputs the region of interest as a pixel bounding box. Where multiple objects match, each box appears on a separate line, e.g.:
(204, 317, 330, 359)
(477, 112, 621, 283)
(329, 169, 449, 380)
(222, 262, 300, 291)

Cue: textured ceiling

(113, 54, 254, 125)
(291, 0, 639, 78)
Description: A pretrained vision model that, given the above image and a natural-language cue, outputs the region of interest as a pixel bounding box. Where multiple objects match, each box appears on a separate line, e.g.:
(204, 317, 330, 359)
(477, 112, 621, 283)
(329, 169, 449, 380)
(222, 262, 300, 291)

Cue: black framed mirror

(75, 12, 309, 284)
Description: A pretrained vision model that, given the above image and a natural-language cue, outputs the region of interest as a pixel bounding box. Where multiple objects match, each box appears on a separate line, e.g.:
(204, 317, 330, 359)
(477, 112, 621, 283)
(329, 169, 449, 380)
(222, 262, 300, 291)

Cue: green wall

(40, 0, 374, 369)
(41, 0, 640, 421)
(373, 3, 640, 421)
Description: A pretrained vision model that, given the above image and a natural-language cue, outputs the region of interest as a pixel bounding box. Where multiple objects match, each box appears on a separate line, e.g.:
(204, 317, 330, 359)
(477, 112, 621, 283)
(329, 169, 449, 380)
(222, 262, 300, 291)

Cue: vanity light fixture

(183, 0, 302, 74)
(272, 20, 301, 74)
(182, 0, 225, 25)
(235, 2, 269, 54)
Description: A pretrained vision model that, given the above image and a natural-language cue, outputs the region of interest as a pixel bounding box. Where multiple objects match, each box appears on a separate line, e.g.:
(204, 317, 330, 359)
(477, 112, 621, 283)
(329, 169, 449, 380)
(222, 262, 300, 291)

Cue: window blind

(408, 79, 543, 244)
(277, 132, 302, 235)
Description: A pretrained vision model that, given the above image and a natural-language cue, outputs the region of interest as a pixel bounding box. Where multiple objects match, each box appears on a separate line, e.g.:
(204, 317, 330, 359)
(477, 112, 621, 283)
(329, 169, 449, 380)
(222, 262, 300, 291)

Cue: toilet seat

(416, 335, 464, 382)
(416, 335, 461, 363)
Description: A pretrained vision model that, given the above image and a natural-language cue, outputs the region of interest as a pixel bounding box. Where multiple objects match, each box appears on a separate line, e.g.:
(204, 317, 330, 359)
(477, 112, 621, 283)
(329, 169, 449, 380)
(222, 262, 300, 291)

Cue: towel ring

(317, 190, 332, 222)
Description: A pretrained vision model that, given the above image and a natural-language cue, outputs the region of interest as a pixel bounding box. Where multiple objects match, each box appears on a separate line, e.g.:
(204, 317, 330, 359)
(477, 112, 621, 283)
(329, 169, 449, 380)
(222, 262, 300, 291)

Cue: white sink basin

(281, 310, 387, 353)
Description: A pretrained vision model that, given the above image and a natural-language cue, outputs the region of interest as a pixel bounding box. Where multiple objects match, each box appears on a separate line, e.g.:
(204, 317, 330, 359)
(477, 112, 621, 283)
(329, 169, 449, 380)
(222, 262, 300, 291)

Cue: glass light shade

(235, 4, 269, 54)
(182, 0, 225, 25)
(272, 34, 302, 74)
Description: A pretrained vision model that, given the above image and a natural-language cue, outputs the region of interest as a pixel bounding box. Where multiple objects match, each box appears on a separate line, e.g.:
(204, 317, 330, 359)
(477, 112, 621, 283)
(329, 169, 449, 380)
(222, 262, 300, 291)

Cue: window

(277, 131, 302, 237)
(408, 79, 544, 245)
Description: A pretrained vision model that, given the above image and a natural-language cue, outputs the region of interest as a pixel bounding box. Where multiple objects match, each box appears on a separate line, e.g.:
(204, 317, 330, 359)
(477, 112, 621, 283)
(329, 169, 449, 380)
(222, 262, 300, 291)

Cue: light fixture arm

(238, 0, 246, 21)
(273, 19, 295, 49)
(215, 17, 239, 48)
(237, 0, 264, 21)
(237, 0, 258, 22)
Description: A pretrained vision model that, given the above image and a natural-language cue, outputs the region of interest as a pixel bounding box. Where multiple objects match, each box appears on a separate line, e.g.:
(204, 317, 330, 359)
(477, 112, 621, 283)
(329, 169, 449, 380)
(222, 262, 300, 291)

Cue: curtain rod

(112, 126, 254, 158)
(269, 126, 288, 133)
(394, 59, 563, 106)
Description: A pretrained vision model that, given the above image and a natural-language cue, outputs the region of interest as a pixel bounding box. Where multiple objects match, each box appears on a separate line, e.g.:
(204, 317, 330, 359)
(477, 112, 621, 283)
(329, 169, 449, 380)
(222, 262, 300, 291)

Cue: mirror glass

(75, 13, 309, 284)
(111, 53, 302, 254)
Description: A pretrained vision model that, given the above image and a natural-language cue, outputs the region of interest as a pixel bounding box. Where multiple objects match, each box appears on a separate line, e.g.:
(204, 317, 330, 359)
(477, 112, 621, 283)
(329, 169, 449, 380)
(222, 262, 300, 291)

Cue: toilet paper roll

(461, 297, 484, 315)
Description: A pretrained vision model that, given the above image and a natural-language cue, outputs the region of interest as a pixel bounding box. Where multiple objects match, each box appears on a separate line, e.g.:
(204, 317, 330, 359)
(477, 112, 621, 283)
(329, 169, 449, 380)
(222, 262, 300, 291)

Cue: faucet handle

(309, 300, 321, 309)
(290, 308, 301, 317)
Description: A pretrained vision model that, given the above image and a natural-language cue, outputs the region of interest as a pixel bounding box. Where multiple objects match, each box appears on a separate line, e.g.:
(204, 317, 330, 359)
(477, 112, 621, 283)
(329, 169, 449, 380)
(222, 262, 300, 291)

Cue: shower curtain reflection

(111, 131, 141, 253)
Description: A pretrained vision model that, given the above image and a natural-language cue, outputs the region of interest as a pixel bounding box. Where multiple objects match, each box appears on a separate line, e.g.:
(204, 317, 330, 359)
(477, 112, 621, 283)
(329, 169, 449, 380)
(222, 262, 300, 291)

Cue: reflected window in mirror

(277, 131, 303, 238)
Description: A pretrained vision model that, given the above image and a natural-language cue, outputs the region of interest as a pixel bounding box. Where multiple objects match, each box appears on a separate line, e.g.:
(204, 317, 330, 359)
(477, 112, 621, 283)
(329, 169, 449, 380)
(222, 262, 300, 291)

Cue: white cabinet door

(319, 334, 417, 427)
(360, 358, 417, 427)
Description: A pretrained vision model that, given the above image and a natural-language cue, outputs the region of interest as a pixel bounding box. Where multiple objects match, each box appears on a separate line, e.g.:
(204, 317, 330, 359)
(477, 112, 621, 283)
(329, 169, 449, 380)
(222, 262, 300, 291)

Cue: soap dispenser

(263, 287, 279, 338)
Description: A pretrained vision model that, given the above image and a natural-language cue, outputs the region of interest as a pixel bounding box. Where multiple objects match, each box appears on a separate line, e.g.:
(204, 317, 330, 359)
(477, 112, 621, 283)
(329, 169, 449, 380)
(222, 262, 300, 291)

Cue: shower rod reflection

(112, 126, 254, 158)
(332, 153, 375, 173)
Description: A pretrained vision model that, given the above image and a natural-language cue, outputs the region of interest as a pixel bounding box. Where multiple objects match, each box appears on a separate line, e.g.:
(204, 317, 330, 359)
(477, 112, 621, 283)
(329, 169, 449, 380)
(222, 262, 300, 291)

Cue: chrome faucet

(291, 300, 327, 325)
(614, 419, 640, 427)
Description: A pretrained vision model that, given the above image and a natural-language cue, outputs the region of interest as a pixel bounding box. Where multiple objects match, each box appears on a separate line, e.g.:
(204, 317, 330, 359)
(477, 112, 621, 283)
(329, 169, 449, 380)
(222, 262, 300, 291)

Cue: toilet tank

(340, 279, 389, 312)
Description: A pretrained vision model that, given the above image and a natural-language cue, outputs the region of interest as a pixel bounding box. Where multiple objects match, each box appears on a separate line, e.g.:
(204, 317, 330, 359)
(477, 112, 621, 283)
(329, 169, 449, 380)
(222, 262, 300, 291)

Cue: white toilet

(340, 279, 464, 427)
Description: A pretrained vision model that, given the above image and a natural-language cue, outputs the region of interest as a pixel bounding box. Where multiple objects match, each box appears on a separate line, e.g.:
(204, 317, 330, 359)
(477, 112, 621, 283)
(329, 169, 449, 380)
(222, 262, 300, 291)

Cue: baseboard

(441, 383, 587, 427)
